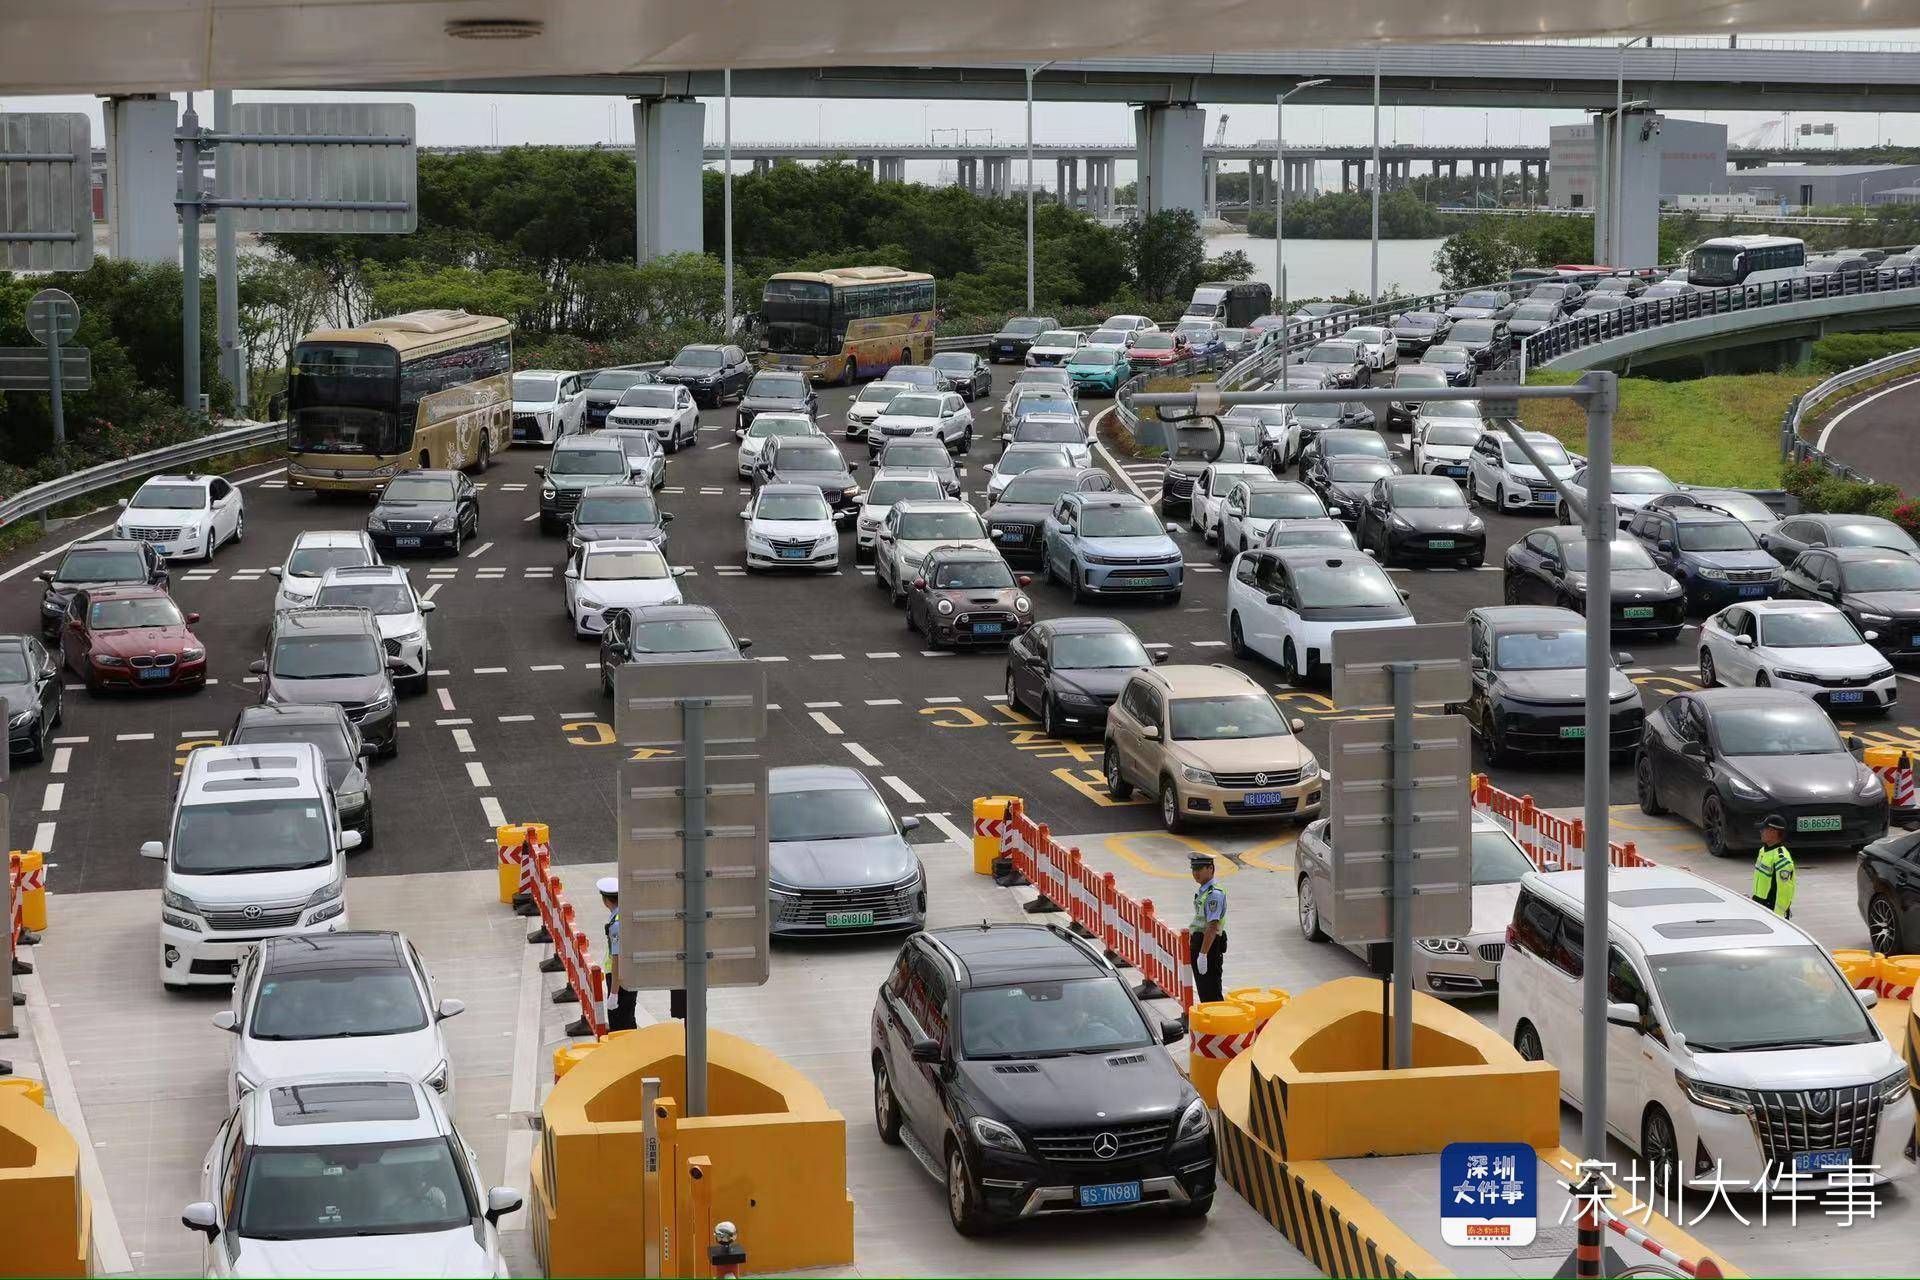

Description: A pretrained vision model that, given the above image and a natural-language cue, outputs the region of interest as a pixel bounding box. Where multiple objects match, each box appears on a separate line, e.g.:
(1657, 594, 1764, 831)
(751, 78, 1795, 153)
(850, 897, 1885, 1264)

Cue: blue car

(1065, 347, 1131, 395)
(1039, 491, 1185, 604)
(1173, 320, 1227, 360)
(1626, 506, 1780, 612)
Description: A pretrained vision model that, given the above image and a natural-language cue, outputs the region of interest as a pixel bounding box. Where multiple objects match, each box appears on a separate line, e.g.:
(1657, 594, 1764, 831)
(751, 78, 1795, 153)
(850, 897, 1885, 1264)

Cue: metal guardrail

(0, 419, 289, 530)
(1779, 344, 1920, 482)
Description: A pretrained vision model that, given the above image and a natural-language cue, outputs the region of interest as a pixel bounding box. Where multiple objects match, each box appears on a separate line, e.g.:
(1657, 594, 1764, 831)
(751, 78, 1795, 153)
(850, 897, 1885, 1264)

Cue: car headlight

(1723, 773, 1765, 801)
(390, 630, 422, 647)
(1298, 760, 1320, 782)
(1181, 765, 1217, 785)
(1860, 768, 1888, 798)
(366, 515, 387, 531)
(1676, 1071, 1751, 1115)
(843, 486, 860, 499)
(94, 654, 125, 667)
(1875, 1067, 1911, 1105)
(1389, 514, 1412, 530)
(1013, 596, 1031, 613)
(162, 887, 198, 914)
(577, 593, 604, 611)
(424, 1059, 451, 1093)
(305, 878, 344, 909)
(161, 909, 203, 932)
(1695, 566, 1727, 580)
(182, 647, 205, 662)
(1770, 669, 1822, 684)
(1175, 1097, 1211, 1143)
(337, 788, 368, 810)
(968, 1115, 1025, 1154)
(1416, 936, 1469, 955)
(431, 513, 455, 531)
(8, 707, 33, 726)
(936, 599, 955, 616)
(542, 486, 557, 500)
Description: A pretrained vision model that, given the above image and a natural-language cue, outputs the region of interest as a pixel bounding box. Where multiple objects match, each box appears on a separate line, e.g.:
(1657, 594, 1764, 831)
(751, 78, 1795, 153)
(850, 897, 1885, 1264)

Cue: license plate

(1078, 1181, 1142, 1208)
(824, 910, 874, 928)
(1830, 690, 1865, 704)
(1114, 576, 1159, 587)
(996, 529, 1026, 542)
(1797, 814, 1843, 833)
(138, 667, 170, 681)
(1445, 466, 1467, 477)
(1737, 584, 1767, 598)
(1428, 538, 1455, 550)
(1623, 606, 1655, 619)
(395, 536, 421, 548)
(778, 548, 807, 559)
(1559, 725, 1586, 740)
(1795, 1149, 1850, 1173)
(1243, 791, 1286, 807)
(972, 622, 1005, 635)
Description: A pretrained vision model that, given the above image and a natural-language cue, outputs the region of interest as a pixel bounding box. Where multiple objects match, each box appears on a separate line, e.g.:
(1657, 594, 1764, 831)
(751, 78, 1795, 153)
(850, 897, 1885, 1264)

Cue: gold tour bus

(758, 265, 936, 384)
(285, 309, 513, 493)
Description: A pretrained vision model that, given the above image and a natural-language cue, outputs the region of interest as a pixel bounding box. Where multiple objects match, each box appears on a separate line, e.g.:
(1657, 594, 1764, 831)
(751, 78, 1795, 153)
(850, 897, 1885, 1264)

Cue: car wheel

(451, 523, 464, 557)
(1482, 719, 1508, 767)
(1754, 671, 1770, 688)
(947, 1144, 991, 1237)
(1502, 577, 1520, 605)
(22, 715, 47, 764)
(1162, 589, 1182, 606)
(1297, 874, 1328, 942)
(1494, 483, 1507, 511)
(1281, 640, 1302, 686)
(1636, 755, 1666, 815)
(1041, 693, 1065, 738)
(1699, 650, 1717, 687)
(602, 665, 614, 698)
(1514, 1020, 1543, 1063)
(202, 532, 215, 561)
(874, 562, 889, 592)
(1103, 745, 1132, 800)
(1701, 795, 1732, 858)
(958, 426, 972, 453)
(872, 1058, 903, 1146)
(1868, 893, 1904, 953)
(1216, 530, 1233, 564)
(1004, 670, 1023, 715)
(1229, 613, 1248, 658)
(1641, 1106, 1680, 1192)
(232, 511, 245, 544)
(1070, 566, 1090, 605)
(1556, 502, 1570, 524)
(51, 693, 62, 728)
(1159, 778, 1185, 833)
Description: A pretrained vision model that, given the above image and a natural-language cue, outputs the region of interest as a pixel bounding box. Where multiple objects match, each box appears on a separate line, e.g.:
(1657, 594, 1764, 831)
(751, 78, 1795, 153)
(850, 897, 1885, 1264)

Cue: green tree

(362, 263, 551, 328)
(1125, 209, 1206, 301)
(1432, 223, 1527, 290)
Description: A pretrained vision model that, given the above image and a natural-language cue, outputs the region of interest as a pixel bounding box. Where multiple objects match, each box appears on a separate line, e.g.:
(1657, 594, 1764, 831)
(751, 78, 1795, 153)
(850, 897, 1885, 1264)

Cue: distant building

(1725, 164, 1920, 208)
(1672, 192, 1761, 213)
(1548, 117, 1727, 209)
(1867, 185, 1920, 206)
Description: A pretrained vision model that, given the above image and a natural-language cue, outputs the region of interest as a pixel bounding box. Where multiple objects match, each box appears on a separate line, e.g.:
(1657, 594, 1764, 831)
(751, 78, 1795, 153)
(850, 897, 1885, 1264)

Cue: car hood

(770, 835, 915, 889)
(985, 501, 1053, 524)
(1446, 306, 1498, 318)
(1508, 317, 1555, 332)
(548, 471, 623, 489)
(1499, 461, 1576, 482)
(900, 536, 994, 559)
(511, 399, 558, 415)
(1066, 359, 1118, 374)
(370, 612, 421, 641)
(1392, 509, 1482, 535)
(1848, 591, 1920, 616)
(1721, 753, 1868, 804)
(1683, 549, 1775, 571)
(266, 673, 384, 706)
(1417, 442, 1474, 462)
(774, 466, 855, 490)
(172, 862, 336, 910)
(1174, 734, 1310, 774)
(958, 1050, 1188, 1130)
(1568, 567, 1681, 598)
(933, 586, 1022, 610)
(751, 518, 835, 540)
(660, 363, 719, 380)
(229, 1227, 491, 1278)
(1078, 534, 1180, 559)
(237, 1028, 444, 1099)
(1760, 643, 1891, 676)
(583, 388, 634, 404)
(872, 413, 943, 432)
(92, 624, 198, 657)
(574, 578, 683, 608)
(1049, 666, 1138, 701)
(741, 395, 808, 413)
(1684, 1041, 1901, 1088)
(330, 757, 367, 792)
(607, 408, 676, 424)
(572, 520, 666, 544)
(1471, 880, 1523, 941)
(0, 679, 37, 716)
(1495, 667, 1635, 704)
(1325, 481, 1375, 505)
(374, 499, 453, 517)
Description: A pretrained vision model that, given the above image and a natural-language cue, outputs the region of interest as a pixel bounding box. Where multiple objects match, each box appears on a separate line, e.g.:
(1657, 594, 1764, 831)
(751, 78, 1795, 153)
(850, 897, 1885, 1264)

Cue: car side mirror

(1265, 593, 1286, 606)
(359, 743, 378, 758)
(211, 1010, 239, 1033)
(387, 655, 410, 671)
(564, 567, 579, 580)
(739, 508, 752, 520)
(912, 578, 927, 590)
(661, 512, 675, 524)
(900, 816, 922, 833)
(341, 829, 364, 851)
(1151, 650, 1168, 664)
(1734, 634, 1755, 648)
(267, 566, 283, 578)
(1605, 1001, 1642, 1029)
(1140, 725, 1161, 742)
(1865, 629, 1881, 642)
(1680, 740, 1705, 758)
(116, 498, 129, 509)
(185, 611, 201, 624)
(141, 839, 165, 860)
(181, 1201, 219, 1239)
(1657, 539, 1675, 553)
(1613, 651, 1633, 666)
(485, 1187, 524, 1225)
(1819, 582, 1839, 600)
(420, 599, 437, 613)
(1166, 522, 1182, 535)
(534, 466, 548, 478)
(1161, 1019, 1185, 1045)
(984, 463, 996, 474)
(1397, 588, 1412, 603)
(910, 1039, 942, 1064)
(1847, 733, 1862, 755)
(1289, 718, 1307, 733)
(436, 997, 466, 1021)
(1855, 986, 1880, 1010)
(1016, 575, 1032, 587)
(248, 658, 267, 674)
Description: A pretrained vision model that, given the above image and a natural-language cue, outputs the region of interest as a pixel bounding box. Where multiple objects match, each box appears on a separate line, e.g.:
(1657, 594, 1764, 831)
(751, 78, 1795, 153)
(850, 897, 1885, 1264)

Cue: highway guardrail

(0, 418, 289, 532)
(1779, 343, 1920, 480)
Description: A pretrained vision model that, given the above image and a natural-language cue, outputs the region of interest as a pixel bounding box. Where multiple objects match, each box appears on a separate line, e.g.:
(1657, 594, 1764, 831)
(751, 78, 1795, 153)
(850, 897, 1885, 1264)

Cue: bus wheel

(475, 437, 491, 474)
(839, 357, 855, 386)
(899, 348, 910, 368)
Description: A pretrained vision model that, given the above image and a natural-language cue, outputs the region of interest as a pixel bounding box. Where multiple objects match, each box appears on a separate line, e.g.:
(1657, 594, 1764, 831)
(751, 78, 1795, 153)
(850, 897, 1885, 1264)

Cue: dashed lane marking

(498, 714, 534, 723)
(32, 821, 56, 851)
(452, 729, 476, 753)
(50, 746, 71, 774)
(437, 686, 455, 712)
(808, 711, 843, 735)
(843, 741, 883, 767)
(470, 541, 497, 560)
(436, 717, 473, 726)
(466, 762, 491, 787)
(52, 736, 87, 745)
(115, 732, 154, 742)
(480, 796, 506, 827)
(919, 811, 968, 844)
(41, 783, 63, 812)
(474, 666, 508, 674)
(881, 775, 926, 803)
(422, 584, 442, 602)
(866, 698, 901, 706)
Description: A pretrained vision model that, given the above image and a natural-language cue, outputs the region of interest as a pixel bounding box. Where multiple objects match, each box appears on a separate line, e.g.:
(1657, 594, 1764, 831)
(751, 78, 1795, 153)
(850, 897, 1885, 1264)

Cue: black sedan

(1781, 547, 1920, 660)
(1636, 688, 1888, 858)
(0, 633, 61, 763)
(1004, 617, 1163, 736)
(984, 468, 1112, 565)
(930, 351, 992, 401)
(1458, 606, 1643, 764)
(1503, 525, 1686, 642)
(567, 485, 675, 553)
(1304, 456, 1398, 525)
(752, 436, 860, 514)
(599, 604, 751, 696)
(1419, 344, 1478, 387)
(1760, 513, 1920, 567)
(36, 538, 167, 639)
(736, 370, 818, 434)
(1354, 475, 1486, 567)
(1393, 310, 1451, 356)
(1297, 339, 1369, 388)
(366, 470, 479, 556)
(1858, 829, 1920, 953)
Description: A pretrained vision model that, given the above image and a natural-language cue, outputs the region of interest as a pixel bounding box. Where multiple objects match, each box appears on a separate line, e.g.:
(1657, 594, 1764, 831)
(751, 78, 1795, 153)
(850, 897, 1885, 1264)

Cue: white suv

(854, 469, 948, 563)
(311, 564, 436, 694)
(143, 743, 358, 990)
(270, 530, 379, 613)
(1225, 547, 1415, 684)
(1499, 865, 1915, 1190)
(873, 500, 996, 604)
(510, 368, 586, 444)
(1466, 428, 1578, 512)
(182, 1075, 521, 1278)
(114, 472, 245, 561)
(1189, 462, 1272, 543)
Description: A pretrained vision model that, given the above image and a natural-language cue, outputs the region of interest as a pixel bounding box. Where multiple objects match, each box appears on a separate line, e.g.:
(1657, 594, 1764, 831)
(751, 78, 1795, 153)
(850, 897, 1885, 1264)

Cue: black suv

(989, 315, 1061, 364)
(869, 923, 1213, 1235)
(657, 343, 753, 407)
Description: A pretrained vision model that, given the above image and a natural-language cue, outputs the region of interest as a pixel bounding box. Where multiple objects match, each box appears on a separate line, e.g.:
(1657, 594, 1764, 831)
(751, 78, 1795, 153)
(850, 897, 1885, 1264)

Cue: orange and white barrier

(1470, 775, 1656, 872)
(496, 828, 609, 1042)
(1864, 747, 1919, 820)
(1188, 1000, 1258, 1108)
(1834, 950, 1920, 1000)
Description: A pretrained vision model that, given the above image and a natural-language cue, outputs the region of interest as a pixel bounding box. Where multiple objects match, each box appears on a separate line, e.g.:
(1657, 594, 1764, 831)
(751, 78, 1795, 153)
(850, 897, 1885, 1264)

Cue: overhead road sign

(0, 348, 91, 392)
(0, 112, 93, 272)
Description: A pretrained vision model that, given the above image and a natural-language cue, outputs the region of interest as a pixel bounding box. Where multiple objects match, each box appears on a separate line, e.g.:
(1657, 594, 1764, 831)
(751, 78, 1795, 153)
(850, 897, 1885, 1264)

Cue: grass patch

(1517, 371, 1818, 489)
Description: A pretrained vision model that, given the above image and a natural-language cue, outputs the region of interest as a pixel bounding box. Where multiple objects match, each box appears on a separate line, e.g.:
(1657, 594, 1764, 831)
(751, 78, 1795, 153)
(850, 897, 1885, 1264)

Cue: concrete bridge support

(632, 96, 704, 261)
(1084, 156, 1115, 218)
(1056, 157, 1078, 207)
(1134, 103, 1206, 219)
(102, 93, 178, 265)
(877, 156, 905, 184)
(854, 156, 874, 179)
(1284, 157, 1310, 197)
(1205, 156, 1219, 217)
(983, 155, 1012, 198)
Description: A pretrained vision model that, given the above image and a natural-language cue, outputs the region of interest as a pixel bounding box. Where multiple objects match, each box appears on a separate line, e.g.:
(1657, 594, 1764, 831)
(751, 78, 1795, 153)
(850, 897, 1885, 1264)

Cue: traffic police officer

(1752, 814, 1797, 919)
(1188, 853, 1228, 1004)
(599, 876, 639, 1031)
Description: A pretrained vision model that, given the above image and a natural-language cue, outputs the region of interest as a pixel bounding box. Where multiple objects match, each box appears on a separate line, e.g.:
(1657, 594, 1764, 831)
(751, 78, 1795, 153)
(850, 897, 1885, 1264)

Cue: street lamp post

(1027, 62, 1054, 314)
(1276, 77, 1330, 392)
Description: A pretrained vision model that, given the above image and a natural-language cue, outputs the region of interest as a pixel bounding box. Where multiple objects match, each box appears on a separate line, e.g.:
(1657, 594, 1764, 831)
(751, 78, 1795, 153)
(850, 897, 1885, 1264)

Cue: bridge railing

(1779, 343, 1920, 482)
(0, 419, 290, 531)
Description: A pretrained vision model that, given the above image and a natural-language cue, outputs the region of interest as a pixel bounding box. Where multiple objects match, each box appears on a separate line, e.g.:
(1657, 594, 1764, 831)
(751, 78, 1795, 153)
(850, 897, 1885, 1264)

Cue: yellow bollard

(972, 796, 1017, 876)
(1187, 999, 1257, 1109)
(495, 822, 549, 905)
(0, 1076, 47, 1108)
(1834, 949, 1882, 993)
(1865, 745, 1903, 803)
(550, 1028, 636, 1081)
(1226, 986, 1290, 1035)
(16, 849, 47, 932)
(1879, 954, 1920, 1000)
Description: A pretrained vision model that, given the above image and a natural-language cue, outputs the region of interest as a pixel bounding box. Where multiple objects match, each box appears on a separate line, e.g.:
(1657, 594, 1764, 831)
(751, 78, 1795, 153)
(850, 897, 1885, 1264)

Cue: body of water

(1206, 231, 1447, 301)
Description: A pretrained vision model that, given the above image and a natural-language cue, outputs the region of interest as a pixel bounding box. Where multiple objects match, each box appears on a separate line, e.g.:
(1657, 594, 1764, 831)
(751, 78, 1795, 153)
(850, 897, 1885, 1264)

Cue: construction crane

(1733, 118, 1783, 149)
(1213, 113, 1230, 146)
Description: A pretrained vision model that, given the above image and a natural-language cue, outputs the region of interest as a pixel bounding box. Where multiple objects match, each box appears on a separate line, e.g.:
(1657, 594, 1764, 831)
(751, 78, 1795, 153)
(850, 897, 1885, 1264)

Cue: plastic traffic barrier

(1880, 954, 1920, 1000)
(1470, 775, 1655, 871)
(1226, 987, 1290, 1030)
(496, 822, 549, 906)
(971, 796, 1015, 876)
(1863, 746, 1918, 818)
(0, 1076, 46, 1108)
(1188, 1000, 1257, 1108)
(13, 850, 46, 933)
(1834, 949, 1882, 992)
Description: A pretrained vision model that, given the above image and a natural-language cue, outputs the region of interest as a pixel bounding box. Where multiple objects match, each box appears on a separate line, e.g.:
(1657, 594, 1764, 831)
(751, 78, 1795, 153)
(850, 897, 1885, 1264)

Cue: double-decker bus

(1686, 236, 1807, 289)
(758, 266, 935, 384)
(285, 309, 513, 493)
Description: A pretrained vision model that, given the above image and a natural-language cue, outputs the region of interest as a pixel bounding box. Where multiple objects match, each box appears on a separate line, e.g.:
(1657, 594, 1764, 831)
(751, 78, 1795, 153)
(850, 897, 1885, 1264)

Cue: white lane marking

(522, 512, 539, 522)
(452, 729, 476, 753)
(480, 796, 507, 827)
(115, 732, 154, 742)
(921, 650, 953, 657)
(808, 711, 843, 735)
(437, 686, 455, 712)
(421, 583, 443, 602)
(498, 713, 536, 722)
(50, 746, 71, 774)
(706, 441, 730, 450)
(466, 761, 491, 787)
(436, 717, 473, 726)
(40, 783, 62, 812)
(1192, 639, 1229, 648)
(474, 666, 508, 674)
(804, 701, 842, 708)
(985, 694, 1007, 703)
(810, 653, 845, 661)
(843, 741, 883, 767)
(51, 736, 87, 744)
(756, 655, 789, 662)
(32, 821, 56, 851)
(925, 696, 961, 704)
(881, 775, 926, 804)
(866, 698, 901, 706)
(530, 664, 565, 672)
(865, 651, 899, 659)
(1817, 373, 1920, 453)
(920, 811, 968, 844)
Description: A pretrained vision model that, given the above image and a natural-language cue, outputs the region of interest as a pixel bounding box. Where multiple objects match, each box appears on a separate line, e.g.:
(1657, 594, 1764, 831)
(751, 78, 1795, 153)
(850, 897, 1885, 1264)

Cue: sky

(8, 30, 1920, 192)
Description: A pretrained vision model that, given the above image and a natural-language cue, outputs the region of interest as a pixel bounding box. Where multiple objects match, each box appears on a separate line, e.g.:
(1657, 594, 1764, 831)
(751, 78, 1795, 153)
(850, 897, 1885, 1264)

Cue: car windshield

(1472, 829, 1536, 884)
(630, 618, 735, 653)
(90, 597, 182, 629)
(1676, 522, 1757, 552)
(1585, 295, 1628, 309)
(1422, 401, 1482, 419)
(1089, 330, 1129, 345)
(512, 374, 558, 400)
(1014, 394, 1076, 415)
(1422, 423, 1482, 448)
(999, 475, 1079, 505)
(231, 723, 352, 762)
(756, 493, 831, 521)
(866, 479, 944, 506)
(1328, 459, 1395, 482)
(1074, 350, 1123, 367)
(381, 476, 454, 502)
(0, 650, 30, 681)
(1610, 470, 1676, 494)
(747, 373, 806, 398)
(771, 786, 895, 840)
(1345, 327, 1388, 343)
(885, 445, 949, 470)
(1397, 369, 1447, 387)
(747, 418, 813, 440)
(56, 547, 147, 583)
(235, 1135, 472, 1241)
(675, 348, 725, 367)
(894, 368, 938, 386)
(1308, 342, 1359, 363)
(1457, 292, 1501, 308)
(961, 977, 1150, 1058)
(1321, 433, 1388, 458)
(1390, 479, 1467, 509)
(1687, 493, 1774, 524)
(130, 484, 205, 510)
(1495, 628, 1586, 670)
(1080, 505, 1166, 538)
(1134, 334, 1175, 351)
(314, 583, 413, 616)
(1502, 439, 1570, 467)
(589, 370, 654, 391)
(249, 966, 427, 1040)
(1399, 313, 1443, 329)
(1829, 520, 1918, 553)
(617, 387, 678, 410)
(899, 511, 985, 540)
(1295, 404, 1350, 424)
(287, 546, 371, 578)
(1037, 331, 1080, 347)
(1001, 318, 1048, 336)
(1295, 560, 1402, 607)
(1269, 525, 1355, 548)
(856, 383, 908, 406)
(1219, 328, 1247, 344)
(1514, 304, 1559, 320)
(1450, 322, 1497, 342)
(584, 550, 669, 580)
(1842, 558, 1920, 591)
(930, 354, 973, 372)
(551, 449, 626, 476)
(887, 395, 943, 418)
(1170, 694, 1292, 741)
(1052, 631, 1150, 669)
(776, 443, 842, 471)
(934, 560, 1016, 588)
(172, 798, 334, 875)
(1247, 490, 1325, 519)
(575, 494, 658, 523)
(1018, 420, 1084, 444)
(1648, 946, 1875, 1051)
(997, 453, 1074, 484)
(1711, 703, 1843, 756)
(1174, 323, 1213, 339)
(1428, 348, 1470, 366)
(1562, 539, 1657, 571)
(273, 634, 379, 679)
(1759, 611, 1862, 647)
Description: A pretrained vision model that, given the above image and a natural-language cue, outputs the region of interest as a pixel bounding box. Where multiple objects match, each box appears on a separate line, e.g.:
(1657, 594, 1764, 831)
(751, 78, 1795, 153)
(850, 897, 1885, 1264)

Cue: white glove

(1195, 953, 1209, 976)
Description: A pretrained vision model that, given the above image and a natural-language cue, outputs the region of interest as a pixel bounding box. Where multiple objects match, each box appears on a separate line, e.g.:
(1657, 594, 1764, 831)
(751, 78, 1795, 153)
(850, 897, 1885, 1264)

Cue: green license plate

(1797, 815, 1842, 833)
(825, 910, 875, 928)
(1559, 725, 1586, 740)
(1428, 538, 1455, 549)
(1623, 606, 1655, 619)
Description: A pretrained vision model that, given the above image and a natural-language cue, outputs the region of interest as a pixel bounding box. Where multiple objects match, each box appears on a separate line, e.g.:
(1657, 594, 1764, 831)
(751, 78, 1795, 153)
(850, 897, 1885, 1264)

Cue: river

(1206, 231, 1447, 300)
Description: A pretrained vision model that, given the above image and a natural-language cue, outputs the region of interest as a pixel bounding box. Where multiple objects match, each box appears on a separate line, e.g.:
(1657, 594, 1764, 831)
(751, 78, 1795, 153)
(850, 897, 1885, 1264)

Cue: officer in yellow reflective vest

(1188, 853, 1227, 1004)
(1752, 815, 1796, 919)
(599, 876, 638, 1031)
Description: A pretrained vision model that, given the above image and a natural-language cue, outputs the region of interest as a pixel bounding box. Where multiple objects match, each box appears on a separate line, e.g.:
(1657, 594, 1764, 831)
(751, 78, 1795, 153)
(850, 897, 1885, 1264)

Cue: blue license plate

(1445, 466, 1467, 476)
(395, 536, 421, 548)
(1078, 1181, 1142, 1208)
(972, 622, 1005, 635)
(1795, 1149, 1850, 1174)
(996, 529, 1025, 542)
(138, 667, 169, 681)
(1243, 791, 1286, 807)
(1830, 690, 1865, 704)
(778, 548, 807, 559)
(1737, 584, 1767, 598)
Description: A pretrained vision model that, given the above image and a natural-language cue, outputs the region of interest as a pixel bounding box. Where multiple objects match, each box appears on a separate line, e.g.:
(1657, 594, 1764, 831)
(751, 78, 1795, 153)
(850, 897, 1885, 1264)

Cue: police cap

(1761, 814, 1787, 833)
(1189, 853, 1215, 871)
(596, 876, 620, 898)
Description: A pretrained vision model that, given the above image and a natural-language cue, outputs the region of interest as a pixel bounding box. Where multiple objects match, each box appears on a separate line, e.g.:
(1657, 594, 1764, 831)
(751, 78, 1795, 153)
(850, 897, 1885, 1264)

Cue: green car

(1065, 346, 1130, 395)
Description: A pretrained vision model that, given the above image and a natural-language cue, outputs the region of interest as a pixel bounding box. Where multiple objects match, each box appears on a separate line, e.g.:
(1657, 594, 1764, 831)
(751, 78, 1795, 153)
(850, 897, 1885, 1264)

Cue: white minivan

(145, 743, 358, 990)
(1498, 865, 1915, 1190)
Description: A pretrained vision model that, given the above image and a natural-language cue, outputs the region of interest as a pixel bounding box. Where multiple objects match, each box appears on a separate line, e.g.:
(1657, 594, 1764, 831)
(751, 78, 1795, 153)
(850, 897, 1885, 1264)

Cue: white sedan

(270, 529, 378, 613)
(113, 473, 245, 561)
(1559, 463, 1678, 527)
(605, 383, 701, 452)
(984, 443, 1075, 503)
(1698, 599, 1897, 712)
(1340, 324, 1398, 370)
(736, 412, 821, 479)
(844, 380, 914, 441)
(741, 483, 841, 572)
(564, 540, 686, 637)
(1410, 404, 1485, 480)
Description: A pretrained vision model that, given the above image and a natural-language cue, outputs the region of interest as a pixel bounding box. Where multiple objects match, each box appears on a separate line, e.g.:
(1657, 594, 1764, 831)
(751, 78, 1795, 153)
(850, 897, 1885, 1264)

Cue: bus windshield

(289, 343, 402, 455)
(1689, 247, 1743, 286)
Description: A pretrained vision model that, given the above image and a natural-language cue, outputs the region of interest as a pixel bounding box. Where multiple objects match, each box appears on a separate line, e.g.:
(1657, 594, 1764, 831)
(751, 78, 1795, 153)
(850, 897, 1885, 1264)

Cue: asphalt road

(10, 363, 1920, 897)
(1810, 368, 1920, 495)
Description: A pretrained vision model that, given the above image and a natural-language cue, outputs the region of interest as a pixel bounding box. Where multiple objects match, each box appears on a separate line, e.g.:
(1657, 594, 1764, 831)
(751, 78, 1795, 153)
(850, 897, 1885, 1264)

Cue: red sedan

(1125, 330, 1192, 372)
(59, 584, 207, 694)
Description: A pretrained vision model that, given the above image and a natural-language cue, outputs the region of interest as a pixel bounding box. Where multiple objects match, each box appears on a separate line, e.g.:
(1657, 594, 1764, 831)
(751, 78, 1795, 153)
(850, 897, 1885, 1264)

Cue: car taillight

(1506, 923, 1518, 948)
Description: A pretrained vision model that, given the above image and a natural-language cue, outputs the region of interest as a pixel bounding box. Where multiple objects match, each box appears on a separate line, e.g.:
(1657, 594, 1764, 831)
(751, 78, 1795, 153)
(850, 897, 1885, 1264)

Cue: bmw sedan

(768, 765, 925, 936)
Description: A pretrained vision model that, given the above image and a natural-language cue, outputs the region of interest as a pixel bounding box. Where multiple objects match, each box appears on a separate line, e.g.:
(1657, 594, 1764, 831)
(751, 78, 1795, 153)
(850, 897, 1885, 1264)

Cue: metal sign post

(28, 288, 81, 447)
(1, 779, 13, 1051)
(0, 112, 93, 272)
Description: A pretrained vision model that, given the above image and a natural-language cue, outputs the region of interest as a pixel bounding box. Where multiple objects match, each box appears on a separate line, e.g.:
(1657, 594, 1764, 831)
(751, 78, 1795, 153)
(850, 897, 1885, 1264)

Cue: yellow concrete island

(0, 1086, 92, 1278)
(531, 1022, 854, 1278)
